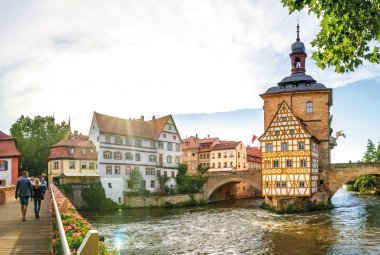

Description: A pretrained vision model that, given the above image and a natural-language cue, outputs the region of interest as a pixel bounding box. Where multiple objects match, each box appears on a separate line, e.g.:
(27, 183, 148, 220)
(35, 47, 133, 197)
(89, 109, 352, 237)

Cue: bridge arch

(205, 171, 262, 202)
(328, 163, 380, 196)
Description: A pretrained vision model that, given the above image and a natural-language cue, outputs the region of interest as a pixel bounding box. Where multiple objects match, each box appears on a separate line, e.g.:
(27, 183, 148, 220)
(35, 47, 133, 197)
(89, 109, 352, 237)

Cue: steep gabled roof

(181, 136, 199, 150)
(259, 101, 317, 142)
(93, 112, 172, 139)
(0, 131, 21, 157)
(48, 136, 97, 160)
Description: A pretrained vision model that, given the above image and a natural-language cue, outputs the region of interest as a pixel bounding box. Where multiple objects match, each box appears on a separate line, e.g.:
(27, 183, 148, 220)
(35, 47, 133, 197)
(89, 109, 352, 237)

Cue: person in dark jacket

(32, 178, 44, 218)
(15, 171, 33, 222)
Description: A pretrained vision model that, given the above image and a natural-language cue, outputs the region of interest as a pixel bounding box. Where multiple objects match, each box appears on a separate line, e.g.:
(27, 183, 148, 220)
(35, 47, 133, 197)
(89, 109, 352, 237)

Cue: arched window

(306, 101, 313, 113)
(295, 57, 301, 68)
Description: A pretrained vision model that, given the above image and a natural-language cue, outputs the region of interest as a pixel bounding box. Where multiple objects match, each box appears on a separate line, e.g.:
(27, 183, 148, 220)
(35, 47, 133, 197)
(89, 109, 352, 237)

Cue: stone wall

(328, 163, 380, 195)
(0, 186, 16, 205)
(124, 193, 207, 208)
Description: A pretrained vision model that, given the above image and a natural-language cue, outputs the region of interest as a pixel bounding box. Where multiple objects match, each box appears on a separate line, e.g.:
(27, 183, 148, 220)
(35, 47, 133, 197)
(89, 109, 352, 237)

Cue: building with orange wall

(0, 131, 21, 186)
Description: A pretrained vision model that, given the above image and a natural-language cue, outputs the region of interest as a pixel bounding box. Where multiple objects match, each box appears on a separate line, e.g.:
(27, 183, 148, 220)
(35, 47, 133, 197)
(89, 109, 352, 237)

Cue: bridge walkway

(0, 190, 53, 254)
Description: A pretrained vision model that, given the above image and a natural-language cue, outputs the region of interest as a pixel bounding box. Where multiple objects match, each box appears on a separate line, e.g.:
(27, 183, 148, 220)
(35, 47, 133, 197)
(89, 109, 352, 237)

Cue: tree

(158, 175, 169, 195)
(282, 0, 380, 73)
(363, 139, 377, 163)
(197, 164, 209, 175)
(127, 168, 144, 193)
(10, 115, 70, 176)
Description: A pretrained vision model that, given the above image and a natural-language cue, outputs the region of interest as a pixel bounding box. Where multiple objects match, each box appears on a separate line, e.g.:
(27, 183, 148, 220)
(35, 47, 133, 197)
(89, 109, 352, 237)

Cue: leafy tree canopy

(127, 168, 144, 193)
(10, 115, 70, 177)
(282, 0, 380, 73)
(363, 139, 380, 162)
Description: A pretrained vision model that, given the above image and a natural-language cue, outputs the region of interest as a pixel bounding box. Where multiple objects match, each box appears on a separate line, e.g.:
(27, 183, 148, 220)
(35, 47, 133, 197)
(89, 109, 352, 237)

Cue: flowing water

(82, 189, 380, 255)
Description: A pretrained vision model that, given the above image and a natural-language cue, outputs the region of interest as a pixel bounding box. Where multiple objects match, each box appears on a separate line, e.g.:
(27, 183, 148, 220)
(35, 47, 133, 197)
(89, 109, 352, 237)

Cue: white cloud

(0, 0, 379, 134)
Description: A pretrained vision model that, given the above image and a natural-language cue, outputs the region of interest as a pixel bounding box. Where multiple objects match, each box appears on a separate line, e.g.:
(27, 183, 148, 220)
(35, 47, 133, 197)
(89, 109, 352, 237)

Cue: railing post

(77, 230, 99, 255)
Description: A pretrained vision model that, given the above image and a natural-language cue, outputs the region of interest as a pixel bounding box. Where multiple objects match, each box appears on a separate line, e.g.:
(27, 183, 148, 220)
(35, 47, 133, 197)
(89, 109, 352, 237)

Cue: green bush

(350, 175, 380, 194)
(82, 182, 120, 210)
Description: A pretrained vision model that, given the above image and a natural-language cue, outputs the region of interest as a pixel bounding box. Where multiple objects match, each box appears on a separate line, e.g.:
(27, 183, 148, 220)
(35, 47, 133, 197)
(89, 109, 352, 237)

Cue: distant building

(259, 25, 332, 197)
(246, 146, 261, 170)
(198, 136, 221, 169)
(181, 135, 199, 174)
(0, 131, 21, 186)
(48, 132, 99, 185)
(88, 112, 181, 203)
(209, 141, 248, 172)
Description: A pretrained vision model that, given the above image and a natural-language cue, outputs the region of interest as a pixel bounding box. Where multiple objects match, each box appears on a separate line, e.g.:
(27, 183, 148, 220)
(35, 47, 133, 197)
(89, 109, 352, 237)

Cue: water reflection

(81, 190, 379, 255)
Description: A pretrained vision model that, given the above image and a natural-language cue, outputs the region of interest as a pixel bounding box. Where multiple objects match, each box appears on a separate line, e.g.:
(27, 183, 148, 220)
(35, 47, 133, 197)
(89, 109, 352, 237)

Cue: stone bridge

(328, 163, 380, 195)
(204, 170, 261, 202)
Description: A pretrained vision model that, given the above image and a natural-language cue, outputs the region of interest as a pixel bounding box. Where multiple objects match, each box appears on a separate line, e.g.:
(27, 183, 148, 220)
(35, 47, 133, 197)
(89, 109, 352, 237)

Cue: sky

(1, 0, 379, 163)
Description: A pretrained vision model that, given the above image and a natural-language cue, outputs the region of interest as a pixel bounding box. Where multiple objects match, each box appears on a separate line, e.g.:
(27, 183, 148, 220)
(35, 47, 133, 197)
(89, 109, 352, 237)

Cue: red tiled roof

(212, 141, 241, 150)
(181, 136, 199, 149)
(198, 137, 219, 144)
(246, 146, 261, 163)
(0, 131, 21, 157)
(48, 136, 97, 160)
(94, 112, 171, 139)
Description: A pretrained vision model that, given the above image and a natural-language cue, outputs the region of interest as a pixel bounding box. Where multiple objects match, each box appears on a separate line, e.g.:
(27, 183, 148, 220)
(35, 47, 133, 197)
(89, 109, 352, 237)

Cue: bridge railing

(207, 169, 257, 176)
(50, 184, 99, 255)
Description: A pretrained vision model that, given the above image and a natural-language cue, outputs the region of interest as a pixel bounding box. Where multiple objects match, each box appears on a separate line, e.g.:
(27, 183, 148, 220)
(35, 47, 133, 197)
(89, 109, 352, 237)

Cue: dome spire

(296, 20, 300, 42)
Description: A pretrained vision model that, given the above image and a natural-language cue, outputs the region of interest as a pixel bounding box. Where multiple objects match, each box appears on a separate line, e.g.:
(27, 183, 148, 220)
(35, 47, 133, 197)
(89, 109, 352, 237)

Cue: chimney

(196, 133, 198, 139)
(207, 135, 210, 138)
(141, 115, 144, 121)
(74, 130, 78, 136)
(152, 115, 156, 121)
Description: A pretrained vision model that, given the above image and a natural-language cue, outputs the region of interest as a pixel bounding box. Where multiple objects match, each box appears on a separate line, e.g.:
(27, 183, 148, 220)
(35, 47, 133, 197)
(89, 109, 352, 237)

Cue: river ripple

(82, 189, 380, 255)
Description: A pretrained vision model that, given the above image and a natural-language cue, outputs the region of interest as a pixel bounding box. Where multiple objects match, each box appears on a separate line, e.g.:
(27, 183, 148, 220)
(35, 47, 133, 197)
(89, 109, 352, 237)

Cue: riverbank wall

(124, 193, 207, 208)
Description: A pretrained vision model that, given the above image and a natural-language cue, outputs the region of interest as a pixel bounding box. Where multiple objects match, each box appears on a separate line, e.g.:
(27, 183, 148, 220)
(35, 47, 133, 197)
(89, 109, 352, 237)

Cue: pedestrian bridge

(204, 170, 262, 202)
(328, 162, 380, 195)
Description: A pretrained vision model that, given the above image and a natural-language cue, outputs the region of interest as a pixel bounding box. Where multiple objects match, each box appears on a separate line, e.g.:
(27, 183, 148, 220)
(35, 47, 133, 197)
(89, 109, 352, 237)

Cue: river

(81, 189, 380, 255)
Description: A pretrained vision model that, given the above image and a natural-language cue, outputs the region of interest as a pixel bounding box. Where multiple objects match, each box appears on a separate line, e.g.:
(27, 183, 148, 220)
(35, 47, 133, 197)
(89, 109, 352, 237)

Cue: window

(53, 161, 59, 170)
(168, 125, 172, 130)
(238, 152, 241, 157)
(114, 151, 122, 160)
(69, 147, 75, 155)
(175, 144, 180, 152)
(265, 143, 273, 152)
(163, 133, 167, 138)
(200, 154, 203, 159)
(149, 155, 156, 162)
(300, 159, 307, 167)
(103, 151, 112, 159)
(145, 167, 155, 175)
(282, 117, 287, 122)
(276, 182, 281, 188)
(163, 171, 167, 177)
(69, 161, 75, 169)
(298, 141, 305, 150)
(106, 165, 112, 174)
(167, 155, 172, 163)
(289, 129, 295, 135)
(224, 152, 227, 158)
(115, 166, 121, 174)
(175, 156, 179, 164)
(275, 131, 280, 136)
(108, 183, 112, 188)
(224, 162, 227, 168)
(282, 181, 287, 188)
(125, 166, 131, 175)
(212, 163, 215, 168)
(81, 148, 86, 155)
(158, 141, 164, 149)
(105, 136, 111, 143)
(126, 137, 133, 145)
(151, 180, 155, 188)
(281, 142, 288, 151)
(167, 142, 173, 151)
(125, 152, 133, 160)
(156, 170, 161, 177)
(115, 136, 123, 144)
(171, 171, 175, 178)
(135, 139, 142, 147)
(265, 181, 269, 188)
(299, 181, 305, 188)
(89, 162, 95, 169)
(192, 151, 196, 157)
(306, 101, 313, 113)
(159, 154, 163, 165)
(273, 160, 279, 168)
(218, 153, 221, 158)
(286, 159, 292, 167)
(135, 153, 141, 161)
(173, 135, 176, 140)
(81, 162, 87, 169)
(218, 162, 221, 168)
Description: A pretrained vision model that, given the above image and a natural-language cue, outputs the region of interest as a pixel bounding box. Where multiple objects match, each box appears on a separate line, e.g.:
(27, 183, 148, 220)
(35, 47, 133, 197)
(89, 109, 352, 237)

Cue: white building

(88, 112, 181, 203)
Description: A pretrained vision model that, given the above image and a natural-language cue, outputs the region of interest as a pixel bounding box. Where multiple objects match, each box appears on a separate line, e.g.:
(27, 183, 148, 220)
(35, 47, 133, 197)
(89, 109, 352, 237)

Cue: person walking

(32, 178, 45, 218)
(15, 171, 33, 222)
(41, 177, 47, 193)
